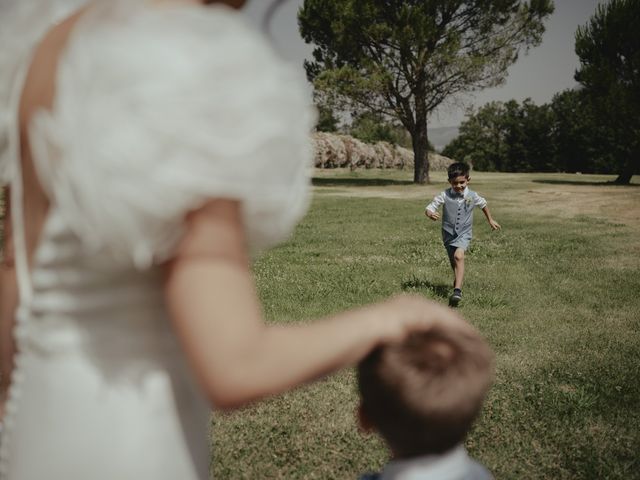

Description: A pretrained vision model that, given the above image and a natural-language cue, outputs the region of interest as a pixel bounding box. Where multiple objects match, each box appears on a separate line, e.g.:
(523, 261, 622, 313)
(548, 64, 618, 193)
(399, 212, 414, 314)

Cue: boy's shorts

(443, 230, 472, 266)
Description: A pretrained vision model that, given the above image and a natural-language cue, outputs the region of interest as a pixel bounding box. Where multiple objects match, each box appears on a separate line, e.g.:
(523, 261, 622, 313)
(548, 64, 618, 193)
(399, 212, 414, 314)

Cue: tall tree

(574, 0, 640, 184)
(443, 99, 555, 172)
(299, 0, 553, 183)
(550, 88, 613, 174)
(511, 99, 556, 172)
(442, 101, 509, 171)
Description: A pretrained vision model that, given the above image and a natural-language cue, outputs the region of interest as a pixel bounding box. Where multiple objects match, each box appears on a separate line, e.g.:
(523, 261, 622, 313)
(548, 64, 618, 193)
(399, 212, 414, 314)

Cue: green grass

(212, 170, 640, 479)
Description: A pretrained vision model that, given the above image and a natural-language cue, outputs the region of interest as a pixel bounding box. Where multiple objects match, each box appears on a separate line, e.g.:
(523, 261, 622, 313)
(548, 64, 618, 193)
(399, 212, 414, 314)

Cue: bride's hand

(364, 294, 474, 346)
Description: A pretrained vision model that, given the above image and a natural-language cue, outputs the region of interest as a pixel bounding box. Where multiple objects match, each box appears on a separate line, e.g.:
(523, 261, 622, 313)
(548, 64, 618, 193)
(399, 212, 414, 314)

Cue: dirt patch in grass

(316, 172, 640, 230)
(521, 186, 640, 228)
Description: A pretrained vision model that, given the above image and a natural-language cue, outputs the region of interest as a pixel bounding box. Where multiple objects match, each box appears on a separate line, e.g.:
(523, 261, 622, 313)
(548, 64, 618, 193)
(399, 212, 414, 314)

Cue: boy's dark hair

(447, 162, 471, 180)
(357, 324, 493, 458)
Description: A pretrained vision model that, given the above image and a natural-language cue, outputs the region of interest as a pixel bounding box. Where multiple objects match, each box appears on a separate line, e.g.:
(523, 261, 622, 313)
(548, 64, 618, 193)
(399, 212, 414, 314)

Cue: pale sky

(243, 0, 603, 128)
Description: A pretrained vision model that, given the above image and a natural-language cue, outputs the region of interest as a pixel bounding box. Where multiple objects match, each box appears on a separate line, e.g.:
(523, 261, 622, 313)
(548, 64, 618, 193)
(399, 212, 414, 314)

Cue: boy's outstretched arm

(481, 206, 501, 230)
(425, 193, 445, 221)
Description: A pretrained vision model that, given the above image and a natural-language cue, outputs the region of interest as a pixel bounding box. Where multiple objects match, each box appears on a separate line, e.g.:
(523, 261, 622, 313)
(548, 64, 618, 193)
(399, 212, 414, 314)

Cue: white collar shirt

(378, 446, 491, 480)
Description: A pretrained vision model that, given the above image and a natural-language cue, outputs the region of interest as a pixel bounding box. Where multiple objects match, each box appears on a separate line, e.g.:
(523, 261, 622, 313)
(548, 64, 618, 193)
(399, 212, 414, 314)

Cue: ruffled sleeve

(29, 2, 315, 268)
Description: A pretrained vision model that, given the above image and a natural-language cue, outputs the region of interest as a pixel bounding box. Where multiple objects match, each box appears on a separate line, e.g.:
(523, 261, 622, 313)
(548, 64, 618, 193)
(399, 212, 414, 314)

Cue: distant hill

(428, 126, 460, 152)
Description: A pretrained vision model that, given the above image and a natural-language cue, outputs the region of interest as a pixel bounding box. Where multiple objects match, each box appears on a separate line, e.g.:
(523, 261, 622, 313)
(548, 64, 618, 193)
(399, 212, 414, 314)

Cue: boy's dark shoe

(449, 288, 462, 307)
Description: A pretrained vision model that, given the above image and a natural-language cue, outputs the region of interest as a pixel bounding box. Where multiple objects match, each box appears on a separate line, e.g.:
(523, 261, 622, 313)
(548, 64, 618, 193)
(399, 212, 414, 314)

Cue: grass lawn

(212, 170, 640, 479)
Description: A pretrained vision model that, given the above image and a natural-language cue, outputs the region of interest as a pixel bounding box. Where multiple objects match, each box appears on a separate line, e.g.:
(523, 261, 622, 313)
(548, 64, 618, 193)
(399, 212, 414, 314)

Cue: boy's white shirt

(379, 445, 474, 480)
(425, 187, 487, 214)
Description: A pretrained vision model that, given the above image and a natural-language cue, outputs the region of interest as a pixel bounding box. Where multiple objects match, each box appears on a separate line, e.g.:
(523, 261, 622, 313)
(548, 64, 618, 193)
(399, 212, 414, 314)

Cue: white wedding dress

(0, 1, 314, 478)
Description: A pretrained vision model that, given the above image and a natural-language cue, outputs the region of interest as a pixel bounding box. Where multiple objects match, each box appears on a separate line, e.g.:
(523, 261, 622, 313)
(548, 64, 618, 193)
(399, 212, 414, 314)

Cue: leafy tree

(574, 0, 640, 184)
(443, 99, 555, 172)
(312, 88, 343, 132)
(549, 88, 616, 174)
(298, 0, 554, 183)
(348, 112, 417, 148)
(315, 104, 341, 132)
(509, 99, 556, 172)
(442, 102, 508, 170)
(550, 89, 589, 173)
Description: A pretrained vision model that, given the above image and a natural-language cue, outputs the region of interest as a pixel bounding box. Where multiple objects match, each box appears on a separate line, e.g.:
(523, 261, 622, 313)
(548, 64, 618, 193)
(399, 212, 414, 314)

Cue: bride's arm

(164, 199, 465, 410)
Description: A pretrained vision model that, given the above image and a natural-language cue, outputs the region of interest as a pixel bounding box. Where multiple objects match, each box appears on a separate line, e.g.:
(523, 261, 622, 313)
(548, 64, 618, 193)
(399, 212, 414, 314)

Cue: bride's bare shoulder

(19, 7, 87, 121)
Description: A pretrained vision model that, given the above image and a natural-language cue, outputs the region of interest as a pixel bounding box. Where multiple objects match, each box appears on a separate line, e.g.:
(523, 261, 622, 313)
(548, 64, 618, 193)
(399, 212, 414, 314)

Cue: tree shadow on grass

(400, 277, 450, 299)
(312, 177, 414, 187)
(532, 179, 640, 187)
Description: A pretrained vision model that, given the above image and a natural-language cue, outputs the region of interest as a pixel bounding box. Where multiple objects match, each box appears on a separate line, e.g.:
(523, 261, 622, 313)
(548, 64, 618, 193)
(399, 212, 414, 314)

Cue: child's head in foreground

(357, 321, 494, 459)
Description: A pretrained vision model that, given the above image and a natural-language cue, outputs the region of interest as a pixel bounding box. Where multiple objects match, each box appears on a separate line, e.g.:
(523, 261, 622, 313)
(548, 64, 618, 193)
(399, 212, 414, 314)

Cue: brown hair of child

(357, 323, 494, 458)
(447, 161, 471, 180)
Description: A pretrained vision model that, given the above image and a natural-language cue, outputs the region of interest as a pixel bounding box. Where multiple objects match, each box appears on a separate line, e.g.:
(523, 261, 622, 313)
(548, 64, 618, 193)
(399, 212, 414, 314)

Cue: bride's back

(17, 7, 86, 266)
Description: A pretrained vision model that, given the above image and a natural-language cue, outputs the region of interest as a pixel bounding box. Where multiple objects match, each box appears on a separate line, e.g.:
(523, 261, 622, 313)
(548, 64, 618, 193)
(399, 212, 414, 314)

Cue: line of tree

(299, 0, 554, 184)
(441, 91, 614, 174)
(443, 0, 639, 183)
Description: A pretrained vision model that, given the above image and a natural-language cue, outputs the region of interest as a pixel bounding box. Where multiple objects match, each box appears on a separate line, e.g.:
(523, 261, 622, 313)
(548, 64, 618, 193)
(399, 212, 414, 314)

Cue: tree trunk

(412, 128, 430, 184)
(614, 154, 637, 184)
(411, 92, 430, 184)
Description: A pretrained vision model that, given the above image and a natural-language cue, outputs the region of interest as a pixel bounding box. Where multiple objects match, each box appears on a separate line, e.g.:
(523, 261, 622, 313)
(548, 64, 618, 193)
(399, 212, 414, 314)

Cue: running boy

(425, 162, 500, 306)
(357, 316, 494, 480)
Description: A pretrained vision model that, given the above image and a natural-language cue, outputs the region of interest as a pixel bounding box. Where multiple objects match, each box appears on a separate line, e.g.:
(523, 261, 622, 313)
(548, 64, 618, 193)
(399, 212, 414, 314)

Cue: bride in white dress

(0, 0, 467, 478)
